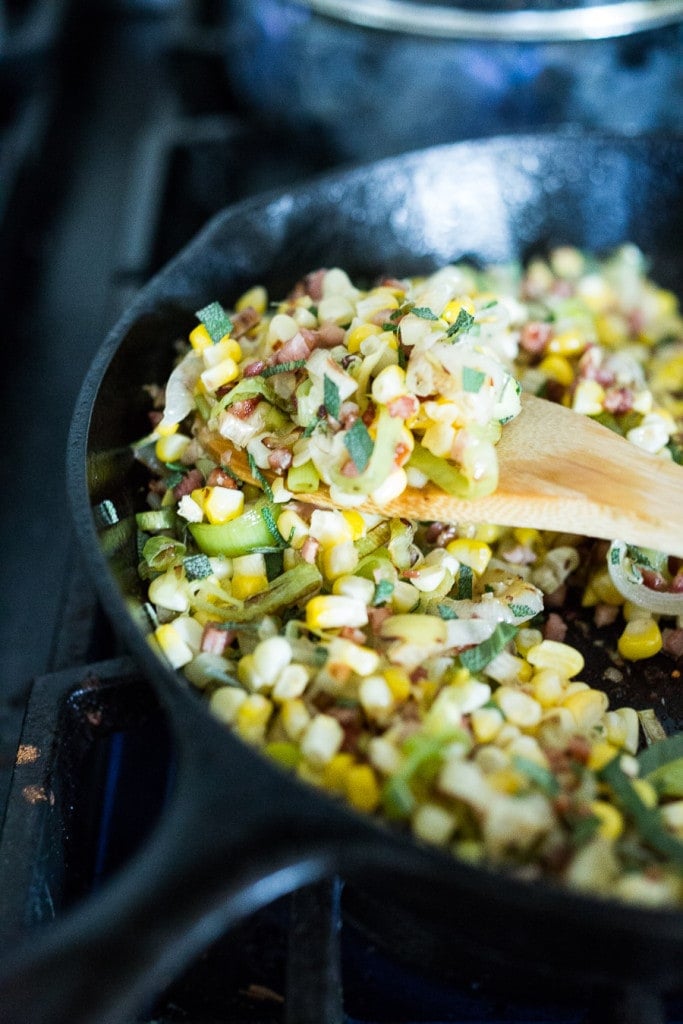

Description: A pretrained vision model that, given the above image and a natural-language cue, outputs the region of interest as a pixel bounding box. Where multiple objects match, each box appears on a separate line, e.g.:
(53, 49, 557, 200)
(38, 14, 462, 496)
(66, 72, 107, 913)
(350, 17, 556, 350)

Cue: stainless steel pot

(224, 0, 683, 159)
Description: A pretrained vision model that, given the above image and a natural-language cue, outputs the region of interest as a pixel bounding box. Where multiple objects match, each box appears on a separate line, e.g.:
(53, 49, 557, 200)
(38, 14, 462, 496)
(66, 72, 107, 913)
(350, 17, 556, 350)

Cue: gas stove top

(1, 3, 682, 1022)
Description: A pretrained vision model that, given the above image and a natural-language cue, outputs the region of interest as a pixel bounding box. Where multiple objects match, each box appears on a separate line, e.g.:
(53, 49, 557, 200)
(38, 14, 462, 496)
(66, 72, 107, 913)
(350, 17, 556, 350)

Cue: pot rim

(293, 0, 683, 42)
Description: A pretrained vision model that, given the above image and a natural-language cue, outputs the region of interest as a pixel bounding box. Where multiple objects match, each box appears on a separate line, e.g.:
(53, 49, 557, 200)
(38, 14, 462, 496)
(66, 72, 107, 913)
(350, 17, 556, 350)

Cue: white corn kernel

(300, 714, 345, 767)
(494, 687, 543, 729)
(252, 635, 293, 687)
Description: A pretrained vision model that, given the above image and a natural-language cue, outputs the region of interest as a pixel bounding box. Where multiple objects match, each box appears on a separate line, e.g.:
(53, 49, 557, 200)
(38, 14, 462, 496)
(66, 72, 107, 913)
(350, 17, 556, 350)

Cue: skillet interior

(71, 133, 683, 1006)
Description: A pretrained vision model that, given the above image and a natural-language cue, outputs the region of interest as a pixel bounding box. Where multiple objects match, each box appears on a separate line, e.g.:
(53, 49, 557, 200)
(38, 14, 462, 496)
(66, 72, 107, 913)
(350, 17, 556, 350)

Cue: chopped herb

(345, 418, 374, 473)
(462, 367, 487, 393)
(411, 306, 439, 321)
(372, 579, 395, 606)
(382, 321, 399, 334)
(599, 756, 683, 868)
(668, 437, 683, 465)
(183, 554, 213, 580)
(569, 813, 601, 848)
(437, 602, 458, 620)
(259, 359, 307, 378)
(397, 345, 407, 370)
(196, 300, 233, 343)
(512, 755, 560, 797)
(459, 622, 518, 673)
(220, 463, 243, 485)
(445, 307, 475, 338)
(382, 730, 469, 820)
(456, 565, 473, 600)
(142, 535, 186, 572)
(312, 645, 329, 667)
(509, 602, 537, 619)
(637, 732, 683, 775)
(94, 499, 119, 527)
(390, 302, 413, 321)
(259, 503, 285, 546)
(324, 374, 341, 419)
(248, 452, 274, 501)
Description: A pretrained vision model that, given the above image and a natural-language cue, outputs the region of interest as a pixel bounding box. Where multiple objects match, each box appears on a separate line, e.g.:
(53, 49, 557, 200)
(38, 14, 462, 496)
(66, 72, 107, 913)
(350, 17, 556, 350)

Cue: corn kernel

(301, 714, 344, 767)
(156, 419, 179, 438)
(515, 628, 544, 657)
(153, 622, 193, 668)
(345, 764, 380, 813)
(200, 356, 239, 392)
(632, 778, 658, 808)
(323, 752, 356, 792)
(231, 553, 268, 600)
(371, 364, 407, 405)
(322, 540, 359, 581)
(202, 336, 242, 366)
(549, 329, 589, 357)
(445, 537, 492, 575)
(203, 486, 244, 525)
(604, 707, 640, 754)
(488, 767, 525, 795)
(531, 668, 565, 708)
(359, 675, 395, 722)
(209, 686, 247, 724)
(327, 636, 380, 677)
(617, 618, 663, 661)
(563, 688, 609, 730)
(346, 322, 381, 353)
(149, 571, 190, 613)
(586, 740, 619, 772)
(306, 595, 368, 631)
(235, 284, 267, 314)
(471, 705, 504, 743)
(383, 666, 412, 702)
(442, 297, 475, 324)
(280, 699, 311, 741)
(332, 574, 375, 604)
(189, 322, 214, 352)
(589, 567, 624, 606)
(473, 523, 505, 543)
(526, 639, 584, 679)
(572, 379, 605, 415)
(412, 803, 456, 845)
(155, 432, 191, 463)
(342, 509, 366, 540)
(494, 687, 542, 729)
(537, 354, 574, 387)
(235, 694, 273, 743)
(590, 800, 624, 841)
(252, 635, 292, 686)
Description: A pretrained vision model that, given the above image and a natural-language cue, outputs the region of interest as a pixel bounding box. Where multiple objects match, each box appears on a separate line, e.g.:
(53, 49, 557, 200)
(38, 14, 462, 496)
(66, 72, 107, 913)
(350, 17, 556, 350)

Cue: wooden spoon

(199, 393, 683, 557)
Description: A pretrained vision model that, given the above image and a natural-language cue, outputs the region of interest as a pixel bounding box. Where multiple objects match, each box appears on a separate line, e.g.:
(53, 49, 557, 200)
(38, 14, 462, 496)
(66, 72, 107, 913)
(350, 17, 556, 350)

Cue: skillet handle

(0, 683, 389, 1024)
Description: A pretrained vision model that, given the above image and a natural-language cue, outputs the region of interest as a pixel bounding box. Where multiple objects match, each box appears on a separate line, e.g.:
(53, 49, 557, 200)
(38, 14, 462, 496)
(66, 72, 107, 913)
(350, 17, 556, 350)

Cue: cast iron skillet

(1, 133, 682, 1024)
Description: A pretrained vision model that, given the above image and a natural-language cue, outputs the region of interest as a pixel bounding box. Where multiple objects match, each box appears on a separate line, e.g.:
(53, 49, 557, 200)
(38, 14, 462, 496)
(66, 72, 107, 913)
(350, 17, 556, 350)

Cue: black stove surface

(1, 2, 682, 1022)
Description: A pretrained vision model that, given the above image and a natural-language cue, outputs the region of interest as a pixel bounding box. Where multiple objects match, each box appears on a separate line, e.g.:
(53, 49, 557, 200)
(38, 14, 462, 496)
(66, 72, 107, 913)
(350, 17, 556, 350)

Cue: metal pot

(224, 0, 683, 159)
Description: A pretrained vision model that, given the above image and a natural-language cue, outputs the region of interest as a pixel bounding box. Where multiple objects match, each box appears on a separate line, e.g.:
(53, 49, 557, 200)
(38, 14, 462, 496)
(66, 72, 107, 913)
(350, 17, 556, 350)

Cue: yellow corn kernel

(563, 688, 609, 730)
(622, 599, 655, 622)
(322, 541, 359, 581)
(236, 284, 267, 314)
(473, 523, 504, 544)
(531, 668, 565, 708)
(632, 778, 658, 808)
(231, 553, 268, 600)
(488, 767, 525, 795)
(203, 486, 245, 525)
(383, 666, 412, 702)
(588, 567, 624, 606)
(201, 336, 242, 367)
(323, 752, 356, 793)
(442, 296, 475, 324)
(512, 527, 542, 548)
(341, 509, 366, 540)
(526, 639, 584, 679)
(595, 313, 627, 348)
(548, 329, 589, 358)
(471, 705, 504, 743)
(305, 595, 368, 631)
(515, 628, 544, 657)
(572, 379, 605, 415)
(280, 699, 311, 741)
(153, 622, 193, 668)
(156, 419, 179, 438)
(422, 421, 456, 459)
(265, 741, 300, 769)
(200, 356, 239, 392)
(371, 364, 407, 405)
(345, 764, 380, 813)
(537, 354, 574, 387)
(347, 322, 381, 353)
(235, 694, 273, 743)
(189, 322, 213, 352)
(276, 508, 309, 549)
(445, 537, 492, 575)
(617, 618, 663, 661)
(155, 432, 191, 463)
(494, 687, 543, 729)
(587, 740, 619, 772)
(590, 800, 624, 841)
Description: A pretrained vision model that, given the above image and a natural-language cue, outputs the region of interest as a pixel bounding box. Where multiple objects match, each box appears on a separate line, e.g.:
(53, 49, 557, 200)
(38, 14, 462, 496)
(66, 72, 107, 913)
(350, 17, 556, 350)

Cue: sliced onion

(607, 540, 683, 616)
(159, 352, 203, 430)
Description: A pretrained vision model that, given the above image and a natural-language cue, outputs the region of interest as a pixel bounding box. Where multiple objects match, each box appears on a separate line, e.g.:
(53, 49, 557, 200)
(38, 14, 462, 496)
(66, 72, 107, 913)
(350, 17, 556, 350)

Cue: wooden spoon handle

(199, 394, 683, 557)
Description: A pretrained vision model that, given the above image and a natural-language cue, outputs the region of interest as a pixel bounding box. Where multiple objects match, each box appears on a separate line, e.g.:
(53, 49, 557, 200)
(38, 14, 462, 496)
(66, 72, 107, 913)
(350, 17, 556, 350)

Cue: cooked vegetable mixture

(131, 245, 683, 905)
